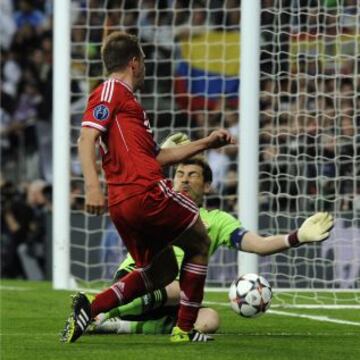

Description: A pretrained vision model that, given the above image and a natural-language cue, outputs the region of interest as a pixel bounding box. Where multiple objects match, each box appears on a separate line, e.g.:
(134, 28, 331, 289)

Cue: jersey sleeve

(82, 84, 119, 132)
(210, 210, 248, 251)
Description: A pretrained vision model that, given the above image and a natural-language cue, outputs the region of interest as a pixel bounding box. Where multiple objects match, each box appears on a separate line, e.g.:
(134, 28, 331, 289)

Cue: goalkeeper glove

(161, 133, 190, 149)
(286, 212, 334, 247)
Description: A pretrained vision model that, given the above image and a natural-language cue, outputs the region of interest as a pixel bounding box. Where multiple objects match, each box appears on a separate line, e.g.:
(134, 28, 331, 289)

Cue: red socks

(177, 262, 208, 332)
(90, 269, 151, 318)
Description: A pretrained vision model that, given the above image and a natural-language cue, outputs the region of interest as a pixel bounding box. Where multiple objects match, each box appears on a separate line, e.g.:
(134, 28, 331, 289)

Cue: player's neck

(109, 72, 134, 92)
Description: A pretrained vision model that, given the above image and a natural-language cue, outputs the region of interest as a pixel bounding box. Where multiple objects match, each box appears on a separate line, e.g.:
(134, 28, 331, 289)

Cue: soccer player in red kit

(60, 31, 235, 344)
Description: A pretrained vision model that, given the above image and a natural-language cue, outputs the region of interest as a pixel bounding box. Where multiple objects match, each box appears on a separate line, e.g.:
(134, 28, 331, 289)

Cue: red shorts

(109, 179, 199, 268)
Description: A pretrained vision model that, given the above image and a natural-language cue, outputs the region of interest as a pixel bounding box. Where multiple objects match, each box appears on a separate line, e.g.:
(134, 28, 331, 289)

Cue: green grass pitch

(1, 280, 360, 360)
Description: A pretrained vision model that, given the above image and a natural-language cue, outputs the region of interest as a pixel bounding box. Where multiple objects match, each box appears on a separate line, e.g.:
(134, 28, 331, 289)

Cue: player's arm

(241, 232, 291, 255)
(156, 129, 235, 166)
(78, 127, 106, 215)
(240, 212, 334, 255)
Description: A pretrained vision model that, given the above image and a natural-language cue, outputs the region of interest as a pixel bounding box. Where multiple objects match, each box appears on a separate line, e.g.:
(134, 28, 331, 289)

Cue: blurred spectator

(223, 0, 240, 31)
(207, 148, 231, 192)
(1, 0, 53, 182)
(222, 165, 238, 213)
(1, 178, 50, 279)
(14, 0, 45, 30)
(0, 0, 16, 51)
(2, 50, 22, 98)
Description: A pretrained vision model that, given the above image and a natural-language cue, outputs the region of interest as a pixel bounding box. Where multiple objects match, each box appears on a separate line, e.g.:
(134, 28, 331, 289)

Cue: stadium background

(1, 0, 359, 291)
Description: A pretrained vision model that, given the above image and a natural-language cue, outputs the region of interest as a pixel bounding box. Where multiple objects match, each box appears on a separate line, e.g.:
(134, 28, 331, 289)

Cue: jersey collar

(110, 78, 133, 94)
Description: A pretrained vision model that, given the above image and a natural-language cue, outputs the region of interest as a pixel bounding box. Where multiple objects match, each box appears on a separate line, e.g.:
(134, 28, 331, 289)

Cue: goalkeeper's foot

(170, 326, 214, 343)
(87, 316, 131, 334)
(60, 292, 92, 343)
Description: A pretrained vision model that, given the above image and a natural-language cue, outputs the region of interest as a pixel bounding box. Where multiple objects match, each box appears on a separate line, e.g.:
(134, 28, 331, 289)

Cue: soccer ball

(228, 273, 272, 318)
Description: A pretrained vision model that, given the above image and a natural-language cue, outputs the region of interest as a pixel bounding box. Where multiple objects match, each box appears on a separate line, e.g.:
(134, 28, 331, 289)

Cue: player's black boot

(60, 292, 93, 343)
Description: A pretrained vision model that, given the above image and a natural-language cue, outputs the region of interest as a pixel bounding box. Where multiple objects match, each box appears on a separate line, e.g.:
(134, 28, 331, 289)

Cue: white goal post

(52, 0, 71, 290)
(238, 0, 260, 276)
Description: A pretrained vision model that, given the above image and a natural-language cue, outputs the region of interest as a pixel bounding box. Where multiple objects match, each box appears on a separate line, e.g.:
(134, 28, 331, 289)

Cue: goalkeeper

(87, 134, 334, 336)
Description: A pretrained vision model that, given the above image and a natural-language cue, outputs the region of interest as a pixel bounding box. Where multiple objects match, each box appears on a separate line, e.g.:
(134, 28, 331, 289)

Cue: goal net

(65, 0, 359, 304)
(258, 0, 360, 305)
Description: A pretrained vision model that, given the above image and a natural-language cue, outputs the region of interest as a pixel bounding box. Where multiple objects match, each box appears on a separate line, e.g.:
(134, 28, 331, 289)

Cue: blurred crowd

(1, 0, 359, 279)
(1, 0, 53, 279)
(259, 0, 360, 216)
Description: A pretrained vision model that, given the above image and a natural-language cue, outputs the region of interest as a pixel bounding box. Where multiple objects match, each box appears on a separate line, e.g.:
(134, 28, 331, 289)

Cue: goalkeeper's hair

(101, 31, 142, 74)
(177, 157, 213, 184)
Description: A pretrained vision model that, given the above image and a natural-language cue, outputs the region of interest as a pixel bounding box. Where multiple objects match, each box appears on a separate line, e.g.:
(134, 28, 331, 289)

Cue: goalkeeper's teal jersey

(118, 207, 246, 274)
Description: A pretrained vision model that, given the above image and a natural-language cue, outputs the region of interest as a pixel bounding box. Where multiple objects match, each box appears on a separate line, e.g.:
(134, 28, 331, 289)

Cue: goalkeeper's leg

(97, 280, 180, 323)
(98, 288, 168, 321)
(87, 308, 219, 335)
(87, 314, 177, 335)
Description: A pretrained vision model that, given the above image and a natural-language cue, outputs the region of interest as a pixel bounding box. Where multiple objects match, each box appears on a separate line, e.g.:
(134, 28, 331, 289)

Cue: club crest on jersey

(93, 104, 109, 121)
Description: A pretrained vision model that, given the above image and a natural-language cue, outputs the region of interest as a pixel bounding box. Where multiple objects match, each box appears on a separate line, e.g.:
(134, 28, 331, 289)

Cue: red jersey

(82, 79, 164, 206)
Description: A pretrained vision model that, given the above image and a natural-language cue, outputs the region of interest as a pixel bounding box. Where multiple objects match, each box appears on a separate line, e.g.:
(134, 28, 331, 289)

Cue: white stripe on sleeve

(82, 121, 107, 132)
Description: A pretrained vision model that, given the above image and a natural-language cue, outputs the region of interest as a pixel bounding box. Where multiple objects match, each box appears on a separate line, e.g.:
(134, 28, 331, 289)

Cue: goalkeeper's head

(173, 157, 213, 207)
(101, 31, 145, 90)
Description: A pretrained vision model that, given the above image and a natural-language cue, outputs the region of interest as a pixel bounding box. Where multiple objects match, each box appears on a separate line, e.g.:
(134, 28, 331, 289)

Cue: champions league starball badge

(93, 104, 110, 121)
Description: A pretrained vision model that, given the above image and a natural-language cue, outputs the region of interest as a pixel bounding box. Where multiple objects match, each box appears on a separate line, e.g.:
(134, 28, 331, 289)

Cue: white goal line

(204, 301, 360, 310)
(205, 287, 360, 293)
(204, 301, 360, 327)
(269, 310, 360, 327)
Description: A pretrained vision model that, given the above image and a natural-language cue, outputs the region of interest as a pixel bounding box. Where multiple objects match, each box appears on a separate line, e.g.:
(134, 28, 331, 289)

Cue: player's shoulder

(201, 207, 225, 217)
(90, 79, 132, 103)
(200, 207, 222, 223)
(201, 207, 238, 222)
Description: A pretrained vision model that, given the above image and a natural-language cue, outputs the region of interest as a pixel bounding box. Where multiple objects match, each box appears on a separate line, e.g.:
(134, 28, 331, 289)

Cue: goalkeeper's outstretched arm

(156, 129, 235, 166)
(241, 212, 334, 256)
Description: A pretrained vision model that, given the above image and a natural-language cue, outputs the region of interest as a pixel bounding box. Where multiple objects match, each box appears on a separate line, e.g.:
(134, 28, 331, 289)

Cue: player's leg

(102, 248, 183, 322)
(170, 217, 214, 342)
(91, 246, 178, 312)
(98, 288, 168, 322)
(98, 280, 179, 323)
(60, 245, 178, 343)
(142, 180, 213, 342)
(91, 244, 178, 316)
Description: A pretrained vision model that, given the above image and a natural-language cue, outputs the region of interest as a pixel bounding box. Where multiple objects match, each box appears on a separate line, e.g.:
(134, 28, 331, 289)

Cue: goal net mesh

(67, 0, 359, 303)
(258, 0, 359, 304)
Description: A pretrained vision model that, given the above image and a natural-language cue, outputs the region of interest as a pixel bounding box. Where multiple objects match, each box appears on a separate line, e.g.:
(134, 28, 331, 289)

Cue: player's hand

(298, 212, 334, 243)
(85, 187, 106, 215)
(161, 132, 190, 149)
(205, 129, 236, 149)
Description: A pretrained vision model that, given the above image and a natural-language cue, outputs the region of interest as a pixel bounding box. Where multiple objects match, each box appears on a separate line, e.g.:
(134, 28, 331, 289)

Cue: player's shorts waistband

(107, 178, 173, 207)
